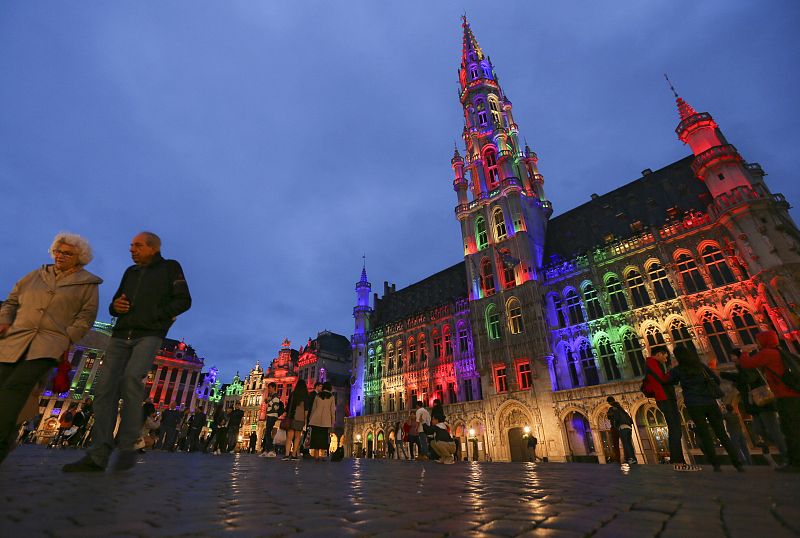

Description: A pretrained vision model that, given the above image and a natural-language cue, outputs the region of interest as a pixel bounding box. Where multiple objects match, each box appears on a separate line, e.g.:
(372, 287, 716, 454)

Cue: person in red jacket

(739, 331, 800, 472)
(642, 346, 690, 469)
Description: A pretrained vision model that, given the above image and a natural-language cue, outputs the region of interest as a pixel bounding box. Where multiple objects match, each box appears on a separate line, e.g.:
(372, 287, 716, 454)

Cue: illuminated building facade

(346, 18, 800, 463)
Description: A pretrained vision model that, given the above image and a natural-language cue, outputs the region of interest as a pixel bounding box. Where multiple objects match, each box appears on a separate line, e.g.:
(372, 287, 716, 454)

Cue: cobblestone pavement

(1, 446, 799, 538)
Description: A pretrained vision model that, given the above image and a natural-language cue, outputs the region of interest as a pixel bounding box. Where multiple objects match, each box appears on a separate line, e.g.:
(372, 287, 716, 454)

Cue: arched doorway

(366, 432, 374, 458)
(596, 407, 618, 463)
(636, 404, 668, 464)
(563, 411, 597, 462)
(466, 423, 486, 461)
(376, 430, 385, 458)
(507, 427, 528, 462)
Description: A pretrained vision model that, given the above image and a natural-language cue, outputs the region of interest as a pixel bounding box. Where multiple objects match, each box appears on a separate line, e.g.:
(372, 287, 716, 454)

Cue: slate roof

(315, 331, 351, 359)
(544, 155, 711, 259)
(372, 262, 468, 326)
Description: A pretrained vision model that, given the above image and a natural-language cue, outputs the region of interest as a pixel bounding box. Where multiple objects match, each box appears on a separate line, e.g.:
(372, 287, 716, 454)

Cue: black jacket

(422, 422, 454, 443)
(110, 253, 191, 338)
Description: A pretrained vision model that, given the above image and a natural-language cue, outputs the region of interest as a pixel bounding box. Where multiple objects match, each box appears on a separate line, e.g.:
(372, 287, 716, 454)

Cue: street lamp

(523, 425, 530, 436)
(355, 434, 363, 458)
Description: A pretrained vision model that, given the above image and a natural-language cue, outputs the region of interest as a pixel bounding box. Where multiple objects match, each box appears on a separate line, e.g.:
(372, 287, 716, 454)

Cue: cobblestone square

(1, 446, 798, 537)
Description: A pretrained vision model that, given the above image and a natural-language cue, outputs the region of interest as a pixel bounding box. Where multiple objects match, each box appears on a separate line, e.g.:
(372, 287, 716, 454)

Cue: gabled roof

(544, 156, 710, 259)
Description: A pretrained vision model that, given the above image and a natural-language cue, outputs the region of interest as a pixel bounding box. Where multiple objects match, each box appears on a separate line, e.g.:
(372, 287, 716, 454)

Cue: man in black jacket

(226, 403, 244, 453)
(65, 232, 191, 472)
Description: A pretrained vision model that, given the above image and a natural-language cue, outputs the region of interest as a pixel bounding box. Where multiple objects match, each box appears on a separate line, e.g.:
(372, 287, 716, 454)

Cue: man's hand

(0, 323, 9, 336)
(112, 294, 131, 314)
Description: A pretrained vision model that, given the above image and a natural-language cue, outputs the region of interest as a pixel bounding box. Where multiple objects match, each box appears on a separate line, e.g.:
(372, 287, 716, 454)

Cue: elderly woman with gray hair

(0, 232, 102, 465)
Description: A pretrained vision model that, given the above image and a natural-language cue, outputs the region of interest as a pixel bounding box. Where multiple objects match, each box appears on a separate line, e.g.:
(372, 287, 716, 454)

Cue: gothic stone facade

(345, 19, 800, 464)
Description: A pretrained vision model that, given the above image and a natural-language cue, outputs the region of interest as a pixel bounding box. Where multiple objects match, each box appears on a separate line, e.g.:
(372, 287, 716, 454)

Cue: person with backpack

(641, 346, 689, 469)
(739, 330, 800, 472)
(606, 397, 637, 465)
(666, 346, 744, 472)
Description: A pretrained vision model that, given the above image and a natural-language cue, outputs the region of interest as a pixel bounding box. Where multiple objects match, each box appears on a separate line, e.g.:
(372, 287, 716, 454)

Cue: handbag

(749, 370, 775, 407)
(273, 428, 287, 445)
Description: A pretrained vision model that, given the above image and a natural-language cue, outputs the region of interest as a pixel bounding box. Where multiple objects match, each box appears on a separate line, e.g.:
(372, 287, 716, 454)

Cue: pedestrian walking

(642, 345, 689, 469)
(739, 331, 800, 472)
(248, 430, 258, 453)
(64, 232, 191, 473)
(0, 233, 101, 466)
(283, 379, 309, 460)
(226, 403, 244, 453)
(404, 413, 417, 460)
(210, 412, 228, 455)
(158, 402, 181, 451)
(308, 382, 336, 461)
(606, 397, 637, 464)
(259, 383, 283, 458)
(189, 410, 206, 452)
(665, 345, 744, 472)
(395, 421, 409, 460)
(414, 401, 431, 460)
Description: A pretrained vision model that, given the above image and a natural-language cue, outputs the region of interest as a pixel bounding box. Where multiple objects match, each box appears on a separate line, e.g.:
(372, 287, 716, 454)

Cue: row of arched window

(547, 244, 743, 327)
(553, 307, 763, 390)
(365, 323, 473, 377)
(475, 206, 508, 251)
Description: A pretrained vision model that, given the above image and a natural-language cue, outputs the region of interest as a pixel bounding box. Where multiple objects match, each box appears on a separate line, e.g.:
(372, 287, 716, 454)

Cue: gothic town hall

(344, 19, 800, 464)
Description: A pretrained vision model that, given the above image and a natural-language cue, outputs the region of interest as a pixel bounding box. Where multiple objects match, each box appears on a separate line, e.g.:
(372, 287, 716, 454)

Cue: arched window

(485, 148, 499, 188)
(579, 341, 600, 386)
(669, 319, 695, 352)
(476, 98, 487, 125)
(626, 270, 651, 308)
(375, 345, 383, 373)
(488, 97, 502, 125)
(606, 275, 629, 313)
(498, 249, 516, 289)
(623, 332, 646, 377)
(567, 349, 580, 387)
(647, 262, 676, 301)
(367, 348, 375, 375)
(442, 326, 453, 357)
(702, 245, 737, 287)
(597, 337, 620, 381)
(675, 253, 707, 293)
(731, 304, 760, 346)
(418, 334, 427, 362)
(565, 290, 585, 325)
(396, 340, 403, 368)
(583, 284, 604, 320)
(470, 66, 479, 79)
(475, 217, 488, 250)
(432, 330, 441, 359)
(480, 258, 495, 296)
(458, 324, 470, 354)
(507, 297, 524, 334)
(408, 337, 416, 365)
(702, 311, 732, 363)
(493, 207, 507, 240)
(486, 304, 501, 340)
(553, 294, 567, 328)
(645, 325, 666, 351)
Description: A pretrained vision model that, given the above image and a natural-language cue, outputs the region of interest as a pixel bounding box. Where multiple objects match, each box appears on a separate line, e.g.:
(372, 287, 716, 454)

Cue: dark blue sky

(2, 2, 798, 381)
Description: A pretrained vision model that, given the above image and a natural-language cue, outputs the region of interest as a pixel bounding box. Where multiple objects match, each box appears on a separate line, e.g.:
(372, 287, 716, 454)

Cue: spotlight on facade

(468, 428, 476, 438)
(523, 426, 531, 435)
(356, 434, 362, 442)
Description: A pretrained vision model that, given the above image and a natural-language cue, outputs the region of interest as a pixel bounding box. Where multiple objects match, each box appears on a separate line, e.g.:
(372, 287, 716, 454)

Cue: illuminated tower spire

(350, 258, 372, 416)
(668, 76, 754, 199)
(454, 17, 551, 301)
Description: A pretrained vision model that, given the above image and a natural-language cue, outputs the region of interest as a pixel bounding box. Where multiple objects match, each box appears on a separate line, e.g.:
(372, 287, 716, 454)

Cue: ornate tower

(350, 262, 372, 416)
(454, 17, 552, 300)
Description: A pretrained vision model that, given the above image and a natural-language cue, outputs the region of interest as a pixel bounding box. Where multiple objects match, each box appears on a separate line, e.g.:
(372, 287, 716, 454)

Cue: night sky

(2, 1, 798, 381)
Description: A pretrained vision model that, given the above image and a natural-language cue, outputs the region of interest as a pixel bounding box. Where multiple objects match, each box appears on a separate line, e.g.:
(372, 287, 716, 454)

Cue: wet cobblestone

(0, 445, 798, 537)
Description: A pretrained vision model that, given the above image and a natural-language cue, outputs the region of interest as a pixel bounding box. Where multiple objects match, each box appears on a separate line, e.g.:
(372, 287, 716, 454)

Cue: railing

(691, 144, 741, 177)
(675, 111, 714, 136)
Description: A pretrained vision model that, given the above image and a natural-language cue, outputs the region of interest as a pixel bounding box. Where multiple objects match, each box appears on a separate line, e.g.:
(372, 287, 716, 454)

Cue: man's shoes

(258, 452, 269, 458)
(62, 455, 104, 473)
(112, 450, 138, 472)
(265, 451, 277, 458)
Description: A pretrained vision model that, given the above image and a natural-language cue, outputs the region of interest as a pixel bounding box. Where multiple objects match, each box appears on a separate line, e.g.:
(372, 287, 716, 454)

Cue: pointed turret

(350, 260, 372, 417)
(667, 77, 753, 199)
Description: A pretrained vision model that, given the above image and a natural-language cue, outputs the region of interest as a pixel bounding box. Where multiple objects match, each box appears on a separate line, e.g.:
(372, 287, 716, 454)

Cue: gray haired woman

(0, 232, 102, 465)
